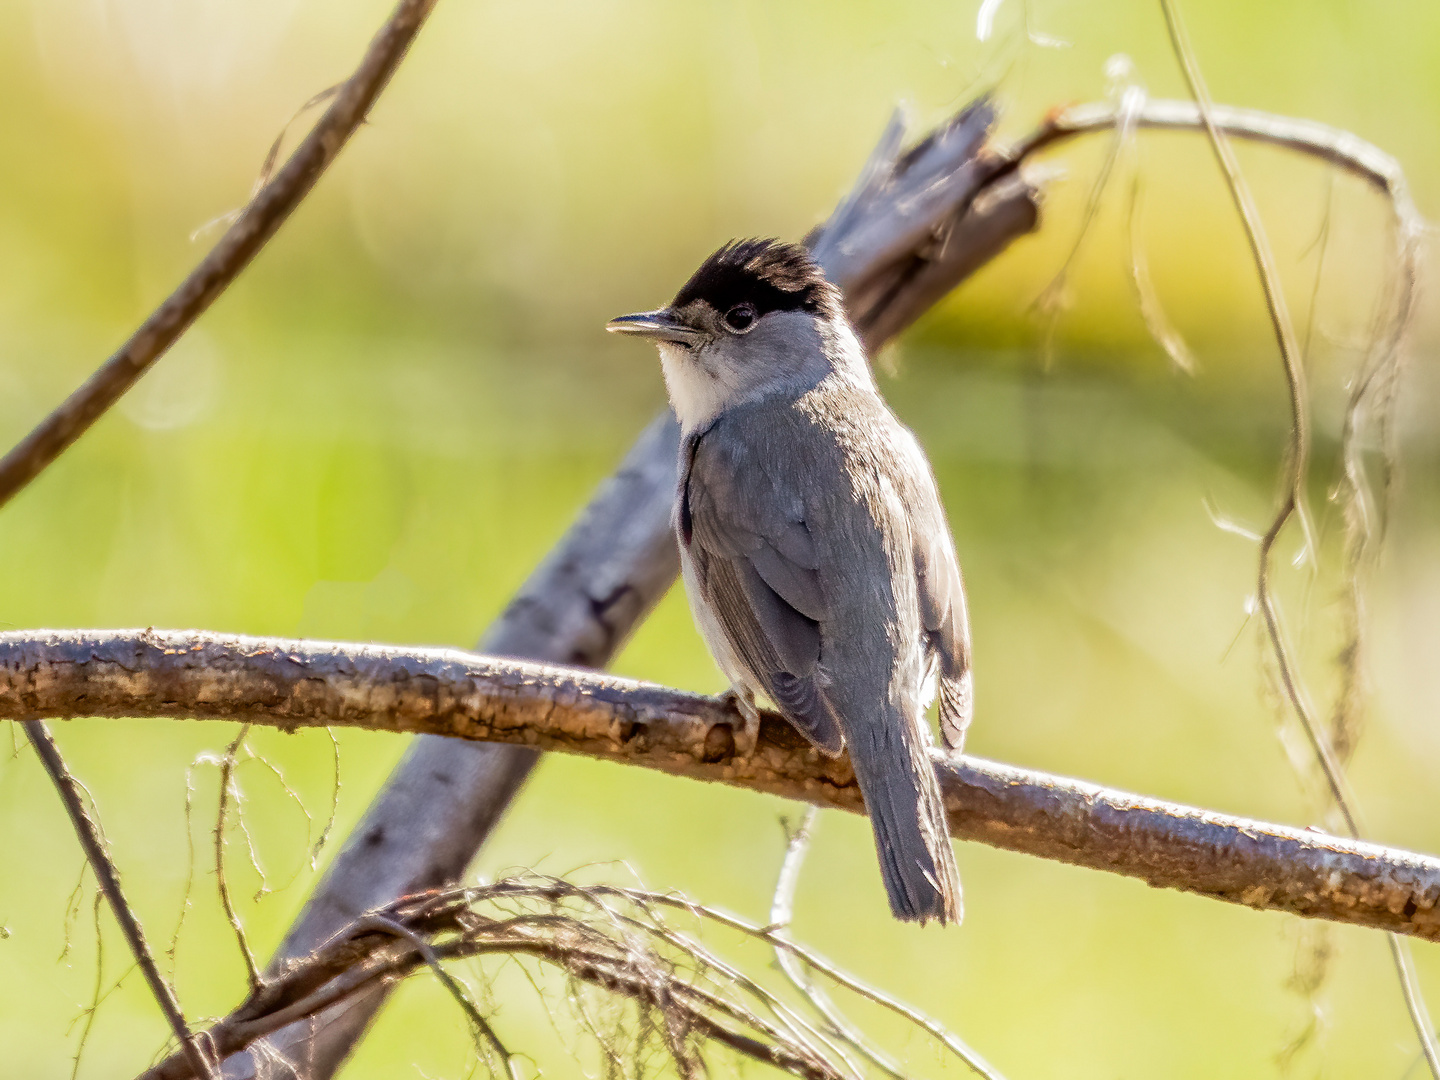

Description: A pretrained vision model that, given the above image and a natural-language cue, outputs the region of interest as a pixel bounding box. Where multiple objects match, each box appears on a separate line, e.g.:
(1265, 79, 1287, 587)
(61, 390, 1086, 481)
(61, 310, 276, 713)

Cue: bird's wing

(899, 432, 974, 751)
(682, 429, 844, 754)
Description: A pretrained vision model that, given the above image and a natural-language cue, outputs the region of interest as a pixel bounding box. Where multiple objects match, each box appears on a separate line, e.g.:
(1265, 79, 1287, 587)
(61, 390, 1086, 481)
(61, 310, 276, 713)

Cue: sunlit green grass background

(2, 0, 1439, 1076)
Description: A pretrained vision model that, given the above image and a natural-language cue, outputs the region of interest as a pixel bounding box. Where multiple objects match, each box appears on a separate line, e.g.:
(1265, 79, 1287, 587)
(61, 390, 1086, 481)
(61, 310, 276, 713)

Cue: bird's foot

(713, 687, 761, 757)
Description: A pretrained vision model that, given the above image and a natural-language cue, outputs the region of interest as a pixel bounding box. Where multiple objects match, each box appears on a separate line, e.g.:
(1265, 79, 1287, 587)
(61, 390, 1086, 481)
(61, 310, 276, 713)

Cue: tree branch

(25, 721, 216, 1079)
(4, 628, 1438, 946)
(0, 0, 440, 512)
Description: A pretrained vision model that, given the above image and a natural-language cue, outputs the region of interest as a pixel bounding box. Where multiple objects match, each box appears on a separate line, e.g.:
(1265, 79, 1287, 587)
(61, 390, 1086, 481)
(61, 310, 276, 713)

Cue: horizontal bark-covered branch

(4, 628, 1438, 944)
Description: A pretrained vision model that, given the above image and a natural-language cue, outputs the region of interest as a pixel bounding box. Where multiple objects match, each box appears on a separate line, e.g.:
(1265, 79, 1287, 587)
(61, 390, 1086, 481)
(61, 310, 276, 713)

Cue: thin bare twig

(141, 876, 874, 1080)
(1157, 2, 1438, 1073)
(571, 883, 1011, 1076)
(229, 738, 324, 894)
(167, 762, 204, 977)
(1277, 165, 1338, 1068)
(25, 722, 216, 1080)
(352, 915, 522, 1080)
(313, 729, 342, 869)
(215, 726, 263, 992)
(769, 810, 905, 1080)
(1116, 78, 1197, 373)
(611, 891, 850, 1074)
(70, 892, 105, 1080)
(189, 84, 344, 243)
(6, 628, 1440, 945)
(1032, 66, 1146, 370)
(1001, 98, 1418, 210)
(60, 855, 89, 963)
(1158, 0, 1334, 824)
(0, 0, 440, 511)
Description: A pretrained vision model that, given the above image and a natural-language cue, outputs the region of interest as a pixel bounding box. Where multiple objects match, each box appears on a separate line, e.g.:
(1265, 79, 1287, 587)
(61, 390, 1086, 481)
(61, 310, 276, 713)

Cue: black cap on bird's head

(607, 238, 843, 344)
(672, 239, 842, 321)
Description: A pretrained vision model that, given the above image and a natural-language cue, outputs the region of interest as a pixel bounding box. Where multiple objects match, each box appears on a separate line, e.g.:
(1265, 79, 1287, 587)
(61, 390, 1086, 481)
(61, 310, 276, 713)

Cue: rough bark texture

(5, 628, 1438, 944)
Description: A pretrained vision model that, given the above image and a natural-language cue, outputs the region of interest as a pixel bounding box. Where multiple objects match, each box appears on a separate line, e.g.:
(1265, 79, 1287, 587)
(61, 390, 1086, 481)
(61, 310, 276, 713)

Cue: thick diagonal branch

(3, 629, 1437, 945)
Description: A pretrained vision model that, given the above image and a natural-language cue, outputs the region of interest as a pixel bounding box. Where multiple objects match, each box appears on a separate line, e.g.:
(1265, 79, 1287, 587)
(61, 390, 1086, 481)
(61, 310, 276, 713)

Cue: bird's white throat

(658, 342, 731, 433)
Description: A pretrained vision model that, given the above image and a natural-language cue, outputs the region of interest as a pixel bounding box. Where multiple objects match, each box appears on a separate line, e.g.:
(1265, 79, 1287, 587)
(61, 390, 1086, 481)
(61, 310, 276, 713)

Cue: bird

(607, 238, 972, 924)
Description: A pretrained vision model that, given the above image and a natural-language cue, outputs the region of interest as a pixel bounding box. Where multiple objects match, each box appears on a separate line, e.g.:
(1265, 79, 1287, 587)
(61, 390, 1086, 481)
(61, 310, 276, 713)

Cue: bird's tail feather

(847, 717, 963, 924)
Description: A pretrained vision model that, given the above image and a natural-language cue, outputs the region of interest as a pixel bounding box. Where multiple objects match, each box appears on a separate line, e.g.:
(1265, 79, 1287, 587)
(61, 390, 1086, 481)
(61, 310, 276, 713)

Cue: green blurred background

(2, 0, 1439, 1076)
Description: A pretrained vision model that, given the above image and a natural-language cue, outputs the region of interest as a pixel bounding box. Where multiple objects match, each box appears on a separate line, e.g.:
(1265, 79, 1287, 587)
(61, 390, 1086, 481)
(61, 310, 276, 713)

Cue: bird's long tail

(847, 714, 962, 924)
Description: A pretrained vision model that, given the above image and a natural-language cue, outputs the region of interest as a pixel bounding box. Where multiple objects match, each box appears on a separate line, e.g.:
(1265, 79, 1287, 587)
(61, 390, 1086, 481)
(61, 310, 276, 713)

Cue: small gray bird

(608, 238, 972, 924)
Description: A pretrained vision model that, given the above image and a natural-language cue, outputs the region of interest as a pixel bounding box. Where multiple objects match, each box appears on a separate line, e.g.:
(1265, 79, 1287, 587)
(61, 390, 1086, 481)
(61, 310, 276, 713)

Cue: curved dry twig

(4, 628, 1440, 947)
(1000, 97, 1418, 211)
(1157, 0, 1337, 829)
(214, 726, 263, 992)
(556, 881, 1016, 1076)
(766, 809, 1003, 1080)
(1156, 1, 1437, 1073)
(0, 0, 440, 511)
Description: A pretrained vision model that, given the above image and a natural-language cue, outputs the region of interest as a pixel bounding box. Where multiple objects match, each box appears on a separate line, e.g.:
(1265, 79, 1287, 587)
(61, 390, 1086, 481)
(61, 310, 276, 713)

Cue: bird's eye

(724, 303, 757, 332)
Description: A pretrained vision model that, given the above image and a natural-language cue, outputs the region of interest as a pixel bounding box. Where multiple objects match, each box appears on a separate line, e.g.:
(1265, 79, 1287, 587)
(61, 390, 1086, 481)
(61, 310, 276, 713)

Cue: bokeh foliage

(1, 1, 1438, 1077)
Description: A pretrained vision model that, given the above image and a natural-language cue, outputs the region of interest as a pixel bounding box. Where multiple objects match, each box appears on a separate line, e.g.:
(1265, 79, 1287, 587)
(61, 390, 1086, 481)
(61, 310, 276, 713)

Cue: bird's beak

(606, 308, 707, 346)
